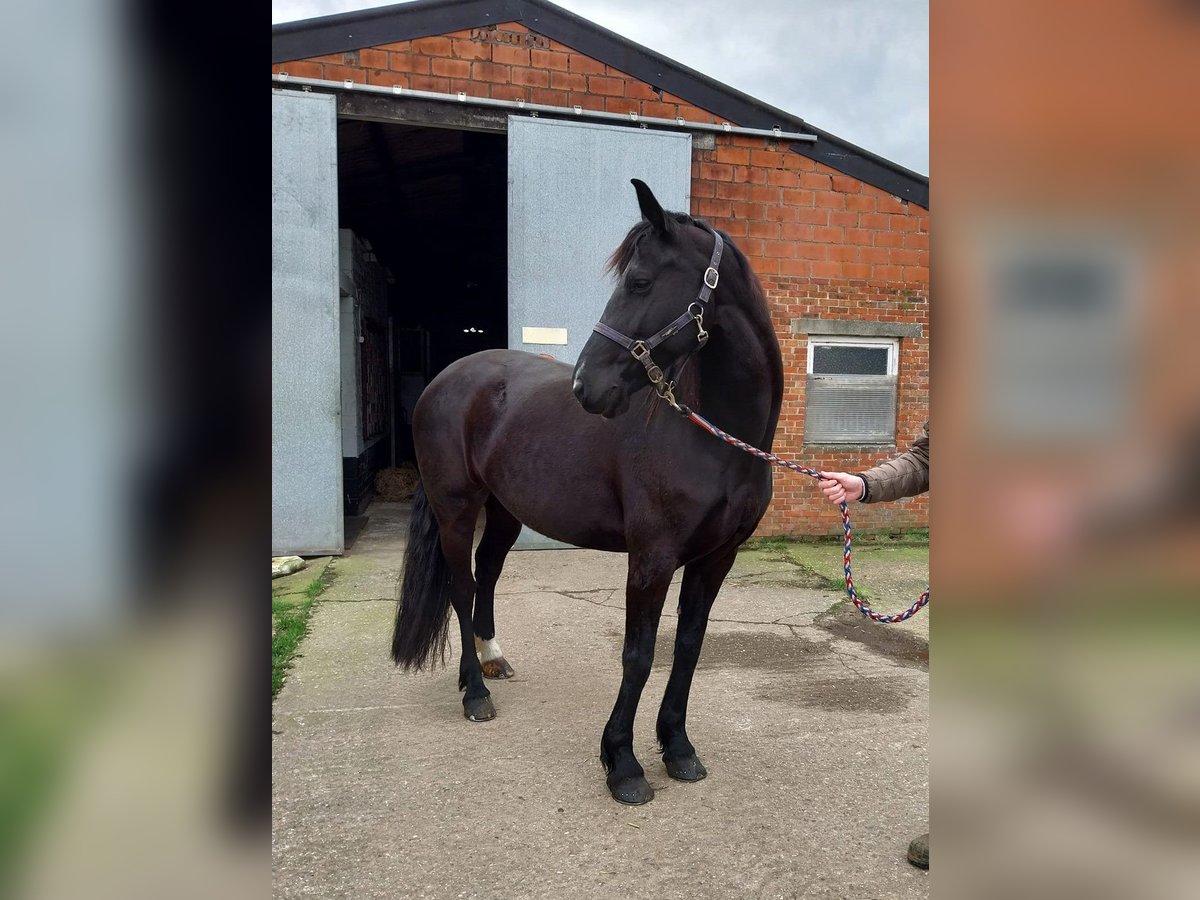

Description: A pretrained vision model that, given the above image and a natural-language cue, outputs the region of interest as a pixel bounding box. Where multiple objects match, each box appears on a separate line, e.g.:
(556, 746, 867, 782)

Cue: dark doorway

(337, 120, 507, 485)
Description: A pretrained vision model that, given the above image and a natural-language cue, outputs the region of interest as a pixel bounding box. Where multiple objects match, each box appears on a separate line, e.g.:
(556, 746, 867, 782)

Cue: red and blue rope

(685, 410, 930, 623)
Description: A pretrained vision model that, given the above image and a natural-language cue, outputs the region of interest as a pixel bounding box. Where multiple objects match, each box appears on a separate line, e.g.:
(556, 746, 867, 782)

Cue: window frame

(806, 335, 899, 377)
(804, 335, 901, 446)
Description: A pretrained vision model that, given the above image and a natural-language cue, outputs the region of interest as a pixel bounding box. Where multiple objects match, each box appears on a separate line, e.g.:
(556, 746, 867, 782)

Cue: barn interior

(336, 120, 507, 487)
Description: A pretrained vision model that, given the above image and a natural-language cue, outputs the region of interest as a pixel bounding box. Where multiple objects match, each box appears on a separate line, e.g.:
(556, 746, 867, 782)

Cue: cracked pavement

(273, 502, 929, 899)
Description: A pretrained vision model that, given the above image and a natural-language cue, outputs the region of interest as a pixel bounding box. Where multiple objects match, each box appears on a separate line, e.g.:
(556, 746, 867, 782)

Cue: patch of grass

(741, 534, 806, 552)
(272, 575, 327, 698)
(872, 527, 929, 545)
(740, 534, 931, 606)
(744, 527, 928, 549)
(0, 669, 100, 895)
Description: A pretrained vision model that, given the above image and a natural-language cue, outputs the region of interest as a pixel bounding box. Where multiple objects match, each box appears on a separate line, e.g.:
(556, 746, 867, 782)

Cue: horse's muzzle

(572, 376, 627, 418)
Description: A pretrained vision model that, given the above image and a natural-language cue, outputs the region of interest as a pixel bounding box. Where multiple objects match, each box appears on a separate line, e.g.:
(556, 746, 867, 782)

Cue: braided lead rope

(685, 410, 930, 623)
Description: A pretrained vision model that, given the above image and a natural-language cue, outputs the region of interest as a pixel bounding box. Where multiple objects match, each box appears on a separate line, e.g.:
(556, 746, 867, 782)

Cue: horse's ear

(631, 179, 670, 235)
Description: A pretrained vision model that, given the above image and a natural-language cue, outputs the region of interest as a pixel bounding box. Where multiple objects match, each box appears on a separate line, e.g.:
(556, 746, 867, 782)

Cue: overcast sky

(272, 1, 928, 175)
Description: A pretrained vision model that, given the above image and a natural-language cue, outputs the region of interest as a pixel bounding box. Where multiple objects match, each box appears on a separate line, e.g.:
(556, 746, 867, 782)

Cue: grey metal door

(272, 89, 343, 555)
(507, 117, 692, 548)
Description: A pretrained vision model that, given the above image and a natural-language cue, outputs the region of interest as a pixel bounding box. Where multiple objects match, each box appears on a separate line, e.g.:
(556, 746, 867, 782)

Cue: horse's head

(572, 179, 721, 418)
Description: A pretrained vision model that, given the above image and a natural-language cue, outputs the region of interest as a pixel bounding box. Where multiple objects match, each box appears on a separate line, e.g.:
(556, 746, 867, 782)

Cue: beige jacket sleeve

(858, 421, 929, 503)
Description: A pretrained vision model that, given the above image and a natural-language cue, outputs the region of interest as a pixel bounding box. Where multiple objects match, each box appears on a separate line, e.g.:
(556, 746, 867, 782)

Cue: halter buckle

(630, 341, 649, 360)
(704, 267, 719, 290)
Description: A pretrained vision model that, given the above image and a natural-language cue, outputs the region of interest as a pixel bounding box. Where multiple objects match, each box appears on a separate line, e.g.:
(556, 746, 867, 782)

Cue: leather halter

(591, 228, 724, 411)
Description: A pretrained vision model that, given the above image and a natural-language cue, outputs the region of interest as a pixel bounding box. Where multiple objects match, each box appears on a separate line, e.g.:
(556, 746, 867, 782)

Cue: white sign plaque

(522, 326, 569, 345)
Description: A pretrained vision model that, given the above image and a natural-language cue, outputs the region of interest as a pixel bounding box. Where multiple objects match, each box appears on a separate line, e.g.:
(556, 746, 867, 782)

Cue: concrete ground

(273, 502, 929, 900)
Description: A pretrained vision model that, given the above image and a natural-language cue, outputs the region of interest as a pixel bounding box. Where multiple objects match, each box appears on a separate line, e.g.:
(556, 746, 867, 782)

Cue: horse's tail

(391, 482, 452, 670)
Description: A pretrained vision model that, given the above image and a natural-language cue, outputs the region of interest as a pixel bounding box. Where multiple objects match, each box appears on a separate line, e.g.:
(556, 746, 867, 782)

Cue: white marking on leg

(475, 635, 505, 662)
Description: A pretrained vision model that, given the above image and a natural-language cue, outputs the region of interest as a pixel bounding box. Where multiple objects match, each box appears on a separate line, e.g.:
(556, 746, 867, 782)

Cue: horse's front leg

(601, 555, 673, 805)
(656, 547, 738, 782)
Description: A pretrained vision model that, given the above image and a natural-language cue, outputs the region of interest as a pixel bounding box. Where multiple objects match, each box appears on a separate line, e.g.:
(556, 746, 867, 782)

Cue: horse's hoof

(608, 775, 654, 805)
(664, 754, 708, 782)
(463, 696, 496, 722)
(481, 657, 515, 680)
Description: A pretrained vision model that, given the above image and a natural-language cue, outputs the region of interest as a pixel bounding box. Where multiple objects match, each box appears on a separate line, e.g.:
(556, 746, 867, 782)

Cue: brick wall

(274, 21, 930, 536)
(686, 136, 929, 536)
(757, 277, 929, 535)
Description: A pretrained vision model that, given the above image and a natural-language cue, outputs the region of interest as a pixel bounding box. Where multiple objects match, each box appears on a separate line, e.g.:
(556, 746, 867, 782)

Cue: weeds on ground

(272, 575, 327, 698)
(0, 670, 99, 895)
(741, 530, 930, 604)
(744, 527, 928, 550)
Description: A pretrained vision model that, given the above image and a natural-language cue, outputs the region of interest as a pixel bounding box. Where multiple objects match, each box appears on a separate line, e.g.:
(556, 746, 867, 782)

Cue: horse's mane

(605, 219, 655, 276)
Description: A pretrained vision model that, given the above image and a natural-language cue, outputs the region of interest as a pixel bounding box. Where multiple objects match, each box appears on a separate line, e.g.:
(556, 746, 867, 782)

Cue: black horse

(392, 179, 783, 804)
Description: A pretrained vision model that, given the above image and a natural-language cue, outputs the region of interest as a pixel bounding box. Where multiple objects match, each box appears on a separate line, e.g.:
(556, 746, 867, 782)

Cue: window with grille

(805, 337, 898, 444)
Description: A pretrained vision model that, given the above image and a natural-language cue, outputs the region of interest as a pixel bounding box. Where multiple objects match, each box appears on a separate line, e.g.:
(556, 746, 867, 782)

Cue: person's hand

(818, 472, 865, 505)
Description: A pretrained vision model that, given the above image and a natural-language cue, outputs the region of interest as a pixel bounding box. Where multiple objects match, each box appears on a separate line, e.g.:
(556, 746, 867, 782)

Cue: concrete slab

(775, 543, 930, 643)
(273, 504, 928, 899)
(319, 505, 411, 603)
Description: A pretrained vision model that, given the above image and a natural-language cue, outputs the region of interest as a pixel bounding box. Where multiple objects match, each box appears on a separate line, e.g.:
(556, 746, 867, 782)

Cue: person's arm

(859, 422, 929, 503)
(819, 422, 929, 505)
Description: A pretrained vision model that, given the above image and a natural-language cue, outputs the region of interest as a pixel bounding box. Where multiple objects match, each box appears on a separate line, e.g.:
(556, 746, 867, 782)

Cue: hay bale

(375, 465, 420, 501)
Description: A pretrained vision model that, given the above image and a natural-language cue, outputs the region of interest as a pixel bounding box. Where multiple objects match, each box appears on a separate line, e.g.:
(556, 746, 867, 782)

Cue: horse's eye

(629, 278, 653, 294)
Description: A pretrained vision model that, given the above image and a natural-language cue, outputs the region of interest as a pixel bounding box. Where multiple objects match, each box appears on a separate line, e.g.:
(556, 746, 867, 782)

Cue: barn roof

(273, 0, 929, 208)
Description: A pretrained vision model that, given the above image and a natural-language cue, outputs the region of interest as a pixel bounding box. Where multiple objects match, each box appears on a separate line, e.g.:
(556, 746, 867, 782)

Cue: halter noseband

(591, 228, 724, 412)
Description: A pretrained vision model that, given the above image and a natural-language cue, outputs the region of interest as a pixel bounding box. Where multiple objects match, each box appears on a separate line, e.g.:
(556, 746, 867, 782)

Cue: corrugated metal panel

(272, 90, 344, 555)
(805, 375, 898, 445)
(507, 117, 691, 548)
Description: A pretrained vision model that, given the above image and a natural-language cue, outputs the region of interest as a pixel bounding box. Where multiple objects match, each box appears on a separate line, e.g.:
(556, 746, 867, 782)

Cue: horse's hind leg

(434, 492, 495, 721)
(472, 496, 522, 680)
(656, 546, 739, 782)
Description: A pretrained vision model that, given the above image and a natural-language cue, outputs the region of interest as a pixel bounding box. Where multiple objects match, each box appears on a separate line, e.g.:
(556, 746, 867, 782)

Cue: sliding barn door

(272, 89, 342, 555)
(507, 117, 691, 548)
